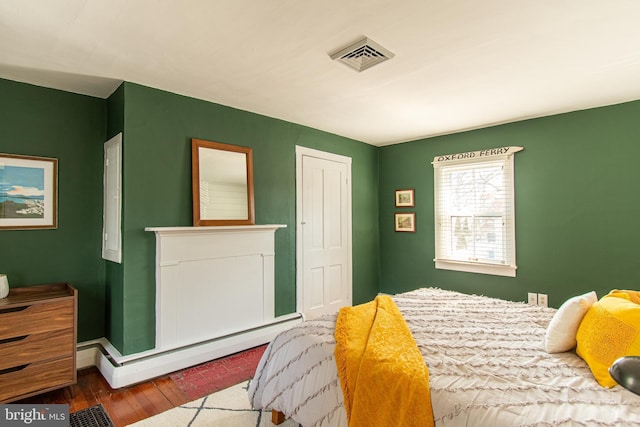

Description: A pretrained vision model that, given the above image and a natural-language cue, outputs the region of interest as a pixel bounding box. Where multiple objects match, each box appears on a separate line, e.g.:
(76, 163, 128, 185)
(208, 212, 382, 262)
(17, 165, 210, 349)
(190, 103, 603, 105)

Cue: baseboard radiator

(79, 224, 298, 389)
(77, 312, 302, 389)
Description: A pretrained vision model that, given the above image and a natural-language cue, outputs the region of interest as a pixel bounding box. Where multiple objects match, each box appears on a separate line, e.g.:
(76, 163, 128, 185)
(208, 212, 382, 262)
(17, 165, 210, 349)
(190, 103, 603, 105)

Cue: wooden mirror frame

(191, 138, 255, 226)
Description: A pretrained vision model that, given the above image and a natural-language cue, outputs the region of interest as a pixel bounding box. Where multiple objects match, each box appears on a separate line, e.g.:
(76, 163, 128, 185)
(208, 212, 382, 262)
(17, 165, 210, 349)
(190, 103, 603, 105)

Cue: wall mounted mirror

(192, 138, 255, 226)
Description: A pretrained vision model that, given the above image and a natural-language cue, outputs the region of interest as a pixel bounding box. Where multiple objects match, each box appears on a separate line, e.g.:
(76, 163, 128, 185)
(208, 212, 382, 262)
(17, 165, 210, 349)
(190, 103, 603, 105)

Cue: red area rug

(170, 345, 267, 400)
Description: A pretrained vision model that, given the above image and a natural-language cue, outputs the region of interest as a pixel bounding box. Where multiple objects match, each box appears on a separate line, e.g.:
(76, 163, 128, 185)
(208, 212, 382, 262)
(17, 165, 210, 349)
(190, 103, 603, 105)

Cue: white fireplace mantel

(145, 224, 287, 353)
(83, 224, 300, 389)
(145, 224, 287, 235)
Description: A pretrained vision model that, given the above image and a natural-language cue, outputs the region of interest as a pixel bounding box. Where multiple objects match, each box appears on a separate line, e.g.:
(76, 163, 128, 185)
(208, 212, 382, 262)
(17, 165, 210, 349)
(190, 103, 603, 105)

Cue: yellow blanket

(334, 295, 434, 427)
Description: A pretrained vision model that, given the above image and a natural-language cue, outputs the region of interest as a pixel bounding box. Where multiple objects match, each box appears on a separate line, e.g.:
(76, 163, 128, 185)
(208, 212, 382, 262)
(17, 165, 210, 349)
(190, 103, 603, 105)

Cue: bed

(248, 287, 640, 426)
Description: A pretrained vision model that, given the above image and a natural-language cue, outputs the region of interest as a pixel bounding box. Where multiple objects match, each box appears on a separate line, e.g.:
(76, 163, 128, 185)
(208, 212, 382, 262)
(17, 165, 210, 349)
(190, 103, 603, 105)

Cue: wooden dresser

(0, 283, 77, 403)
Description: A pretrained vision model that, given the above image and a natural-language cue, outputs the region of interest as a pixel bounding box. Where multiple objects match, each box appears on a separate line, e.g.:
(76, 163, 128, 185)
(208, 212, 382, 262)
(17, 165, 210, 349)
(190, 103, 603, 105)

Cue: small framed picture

(0, 153, 58, 230)
(395, 212, 416, 232)
(395, 189, 414, 207)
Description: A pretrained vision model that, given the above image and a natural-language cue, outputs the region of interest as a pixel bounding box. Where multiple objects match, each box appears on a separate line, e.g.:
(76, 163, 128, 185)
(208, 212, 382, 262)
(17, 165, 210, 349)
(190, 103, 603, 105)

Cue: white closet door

(296, 146, 352, 319)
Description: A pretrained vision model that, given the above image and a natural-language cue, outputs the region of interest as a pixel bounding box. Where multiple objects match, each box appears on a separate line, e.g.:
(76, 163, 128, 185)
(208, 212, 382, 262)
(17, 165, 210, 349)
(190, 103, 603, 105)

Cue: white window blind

(433, 147, 522, 277)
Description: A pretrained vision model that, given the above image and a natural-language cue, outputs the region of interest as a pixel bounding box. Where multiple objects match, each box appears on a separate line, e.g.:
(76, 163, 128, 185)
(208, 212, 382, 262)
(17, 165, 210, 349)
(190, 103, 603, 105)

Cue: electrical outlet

(538, 293, 548, 307)
(528, 292, 538, 305)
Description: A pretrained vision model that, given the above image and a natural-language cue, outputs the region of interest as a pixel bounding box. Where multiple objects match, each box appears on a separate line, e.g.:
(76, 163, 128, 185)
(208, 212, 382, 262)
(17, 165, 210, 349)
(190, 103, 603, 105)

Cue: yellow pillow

(606, 289, 640, 304)
(576, 294, 640, 387)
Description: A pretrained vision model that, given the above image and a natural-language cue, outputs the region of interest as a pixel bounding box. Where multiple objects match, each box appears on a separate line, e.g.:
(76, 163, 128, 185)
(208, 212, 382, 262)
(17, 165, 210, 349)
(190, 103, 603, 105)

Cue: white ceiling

(2, 1, 640, 146)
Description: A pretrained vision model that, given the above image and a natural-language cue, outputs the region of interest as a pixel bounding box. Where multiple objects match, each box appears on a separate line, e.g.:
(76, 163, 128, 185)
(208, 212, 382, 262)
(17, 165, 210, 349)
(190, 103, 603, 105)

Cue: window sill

(435, 259, 516, 277)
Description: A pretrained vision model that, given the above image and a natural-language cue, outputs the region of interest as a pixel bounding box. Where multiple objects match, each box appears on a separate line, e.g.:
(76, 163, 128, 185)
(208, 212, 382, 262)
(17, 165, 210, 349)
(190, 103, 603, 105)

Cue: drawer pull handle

(0, 306, 28, 314)
(0, 335, 28, 345)
(0, 364, 28, 375)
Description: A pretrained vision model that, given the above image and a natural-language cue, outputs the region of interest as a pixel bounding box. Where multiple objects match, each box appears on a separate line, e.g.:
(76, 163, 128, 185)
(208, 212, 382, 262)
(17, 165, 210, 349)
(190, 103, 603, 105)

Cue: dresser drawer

(0, 328, 74, 371)
(0, 356, 75, 403)
(0, 300, 74, 340)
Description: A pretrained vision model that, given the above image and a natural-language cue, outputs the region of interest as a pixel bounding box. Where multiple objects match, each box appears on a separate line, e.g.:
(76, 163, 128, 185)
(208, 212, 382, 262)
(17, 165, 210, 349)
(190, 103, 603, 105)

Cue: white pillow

(545, 291, 598, 353)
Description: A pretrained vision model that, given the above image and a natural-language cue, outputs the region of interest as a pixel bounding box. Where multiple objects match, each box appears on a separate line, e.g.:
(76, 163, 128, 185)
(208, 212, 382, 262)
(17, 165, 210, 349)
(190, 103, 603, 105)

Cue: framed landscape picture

(395, 212, 416, 232)
(0, 153, 58, 229)
(395, 188, 414, 207)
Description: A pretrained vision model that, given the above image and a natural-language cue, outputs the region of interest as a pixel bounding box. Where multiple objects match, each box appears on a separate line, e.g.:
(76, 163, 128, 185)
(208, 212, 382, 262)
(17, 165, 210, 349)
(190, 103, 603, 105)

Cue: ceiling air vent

(330, 37, 395, 72)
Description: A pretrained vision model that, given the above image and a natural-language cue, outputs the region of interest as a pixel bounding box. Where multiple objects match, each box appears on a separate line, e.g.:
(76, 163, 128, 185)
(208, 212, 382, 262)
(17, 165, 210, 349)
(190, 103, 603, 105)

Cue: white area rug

(128, 380, 299, 426)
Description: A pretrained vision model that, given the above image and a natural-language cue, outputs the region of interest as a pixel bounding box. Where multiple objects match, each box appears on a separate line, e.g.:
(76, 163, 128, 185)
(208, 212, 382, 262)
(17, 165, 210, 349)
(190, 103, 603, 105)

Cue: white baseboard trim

(76, 343, 102, 370)
(76, 313, 302, 389)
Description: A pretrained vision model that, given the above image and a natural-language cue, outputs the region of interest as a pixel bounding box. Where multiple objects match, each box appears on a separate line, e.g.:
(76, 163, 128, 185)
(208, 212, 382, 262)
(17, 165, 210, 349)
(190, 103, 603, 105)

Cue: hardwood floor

(18, 368, 189, 427)
(16, 344, 268, 427)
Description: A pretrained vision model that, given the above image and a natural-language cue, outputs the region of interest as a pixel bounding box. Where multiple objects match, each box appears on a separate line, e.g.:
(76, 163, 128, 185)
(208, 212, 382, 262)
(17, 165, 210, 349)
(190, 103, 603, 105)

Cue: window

(433, 147, 522, 277)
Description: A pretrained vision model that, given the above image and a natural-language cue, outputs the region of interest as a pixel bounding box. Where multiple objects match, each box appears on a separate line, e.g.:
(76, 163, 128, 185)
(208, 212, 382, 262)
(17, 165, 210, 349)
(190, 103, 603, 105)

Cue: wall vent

(330, 37, 394, 72)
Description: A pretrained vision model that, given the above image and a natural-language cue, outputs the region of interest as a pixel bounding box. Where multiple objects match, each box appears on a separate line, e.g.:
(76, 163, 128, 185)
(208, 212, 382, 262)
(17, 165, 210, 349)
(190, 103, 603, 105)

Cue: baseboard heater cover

(77, 313, 302, 389)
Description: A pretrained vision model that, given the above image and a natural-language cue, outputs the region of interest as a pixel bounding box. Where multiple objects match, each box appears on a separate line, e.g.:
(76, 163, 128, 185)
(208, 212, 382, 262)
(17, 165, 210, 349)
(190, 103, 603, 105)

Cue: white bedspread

(249, 288, 640, 426)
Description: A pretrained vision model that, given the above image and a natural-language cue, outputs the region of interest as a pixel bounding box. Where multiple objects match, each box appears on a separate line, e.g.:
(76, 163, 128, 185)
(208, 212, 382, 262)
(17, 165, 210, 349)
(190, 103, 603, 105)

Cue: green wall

(379, 100, 640, 307)
(0, 79, 106, 341)
(8, 74, 637, 354)
(0, 79, 379, 355)
(114, 83, 380, 354)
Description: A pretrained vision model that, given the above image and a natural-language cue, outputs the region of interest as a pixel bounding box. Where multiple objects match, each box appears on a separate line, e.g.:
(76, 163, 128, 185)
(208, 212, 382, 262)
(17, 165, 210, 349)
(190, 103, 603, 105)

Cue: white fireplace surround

(147, 224, 287, 352)
(78, 224, 302, 388)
